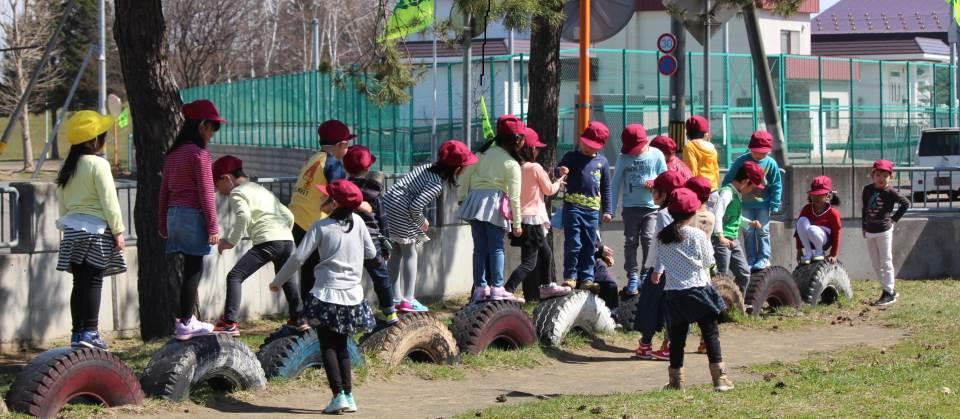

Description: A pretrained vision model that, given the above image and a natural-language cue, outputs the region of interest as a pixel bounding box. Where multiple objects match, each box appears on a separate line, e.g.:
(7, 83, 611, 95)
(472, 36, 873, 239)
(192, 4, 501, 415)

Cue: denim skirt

(165, 207, 212, 256)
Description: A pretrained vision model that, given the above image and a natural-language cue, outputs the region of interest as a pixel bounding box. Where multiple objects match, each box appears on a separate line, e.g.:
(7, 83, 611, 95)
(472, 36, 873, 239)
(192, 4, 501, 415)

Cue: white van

(912, 128, 960, 202)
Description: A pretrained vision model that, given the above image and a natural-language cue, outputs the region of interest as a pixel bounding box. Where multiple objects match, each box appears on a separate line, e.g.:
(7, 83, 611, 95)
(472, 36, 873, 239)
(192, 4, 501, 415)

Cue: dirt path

(127, 323, 903, 419)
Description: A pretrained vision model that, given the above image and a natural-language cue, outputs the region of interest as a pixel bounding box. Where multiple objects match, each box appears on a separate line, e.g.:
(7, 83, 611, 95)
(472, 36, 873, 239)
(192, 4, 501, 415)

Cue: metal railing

(115, 180, 138, 244)
(893, 167, 960, 211)
(0, 186, 20, 249)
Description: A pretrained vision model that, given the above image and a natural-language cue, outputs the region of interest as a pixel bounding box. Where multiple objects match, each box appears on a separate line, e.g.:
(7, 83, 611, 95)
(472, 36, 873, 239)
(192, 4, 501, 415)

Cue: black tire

(451, 300, 537, 354)
(5, 347, 143, 418)
(256, 330, 364, 380)
(140, 334, 267, 401)
(359, 312, 459, 367)
(617, 294, 641, 332)
(532, 290, 617, 347)
(793, 261, 853, 306)
(712, 274, 745, 322)
(744, 266, 803, 316)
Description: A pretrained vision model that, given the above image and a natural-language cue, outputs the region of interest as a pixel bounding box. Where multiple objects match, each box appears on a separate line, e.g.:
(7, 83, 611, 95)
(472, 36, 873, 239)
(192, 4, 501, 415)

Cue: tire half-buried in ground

(140, 333, 267, 401)
(451, 300, 536, 354)
(793, 261, 853, 306)
(4, 347, 143, 417)
(711, 273, 746, 322)
(744, 266, 803, 316)
(359, 312, 459, 367)
(256, 329, 364, 380)
(532, 290, 617, 347)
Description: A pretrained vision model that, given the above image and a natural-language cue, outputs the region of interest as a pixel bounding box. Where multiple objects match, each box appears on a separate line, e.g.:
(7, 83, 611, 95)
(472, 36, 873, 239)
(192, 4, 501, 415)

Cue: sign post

(107, 93, 122, 171)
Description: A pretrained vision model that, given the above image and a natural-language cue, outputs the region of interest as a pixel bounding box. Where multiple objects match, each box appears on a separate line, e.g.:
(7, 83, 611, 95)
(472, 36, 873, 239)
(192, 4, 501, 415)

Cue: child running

(681, 116, 720, 189)
(159, 99, 223, 340)
(722, 130, 782, 271)
(611, 124, 666, 295)
(557, 121, 614, 290)
(270, 180, 376, 414)
(795, 176, 842, 265)
(650, 135, 692, 181)
(211, 156, 299, 336)
(458, 114, 525, 302)
(505, 127, 570, 300)
(655, 188, 734, 392)
(56, 111, 127, 350)
(384, 140, 478, 311)
(711, 161, 766, 292)
(862, 160, 910, 306)
(343, 145, 398, 324)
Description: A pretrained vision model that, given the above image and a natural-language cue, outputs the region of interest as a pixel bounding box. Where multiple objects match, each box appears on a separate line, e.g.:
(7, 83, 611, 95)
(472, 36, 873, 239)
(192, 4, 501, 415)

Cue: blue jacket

(721, 154, 782, 211)
(611, 148, 667, 211)
(558, 151, 613, 215)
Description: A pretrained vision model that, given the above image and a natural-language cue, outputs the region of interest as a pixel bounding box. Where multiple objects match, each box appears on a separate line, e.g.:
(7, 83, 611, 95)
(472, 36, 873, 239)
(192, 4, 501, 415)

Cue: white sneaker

(812, 249, 825, 261)
(174, 316, 214, 341)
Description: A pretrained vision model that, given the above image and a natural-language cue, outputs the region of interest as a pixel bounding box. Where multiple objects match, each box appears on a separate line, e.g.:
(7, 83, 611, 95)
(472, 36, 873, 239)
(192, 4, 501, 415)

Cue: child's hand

(217, 239, 235, 254)
(557, 175, 567, 188)
(645, 179, 655, 189)
(208, 233, 220, 245)
(749, 220, 762, 229)
(651, 272, 661, 285)
(602, 213, 613, 223)
(719, 237, 733, 248)
(269, 284, 280, 293)
(421, 219, 430, 233)
(357, 201, 373, 215)
(558, 166, 569, 177)
(827, 256, 838, 264)
(512, 226, 523, 238)
(159, 230, 167, 239)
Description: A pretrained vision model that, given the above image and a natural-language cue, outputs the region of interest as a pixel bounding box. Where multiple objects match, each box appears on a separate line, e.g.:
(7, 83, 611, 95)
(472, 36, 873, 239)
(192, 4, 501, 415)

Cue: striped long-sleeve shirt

(159, 143, 219, 236)
(383, 164, 443, 244)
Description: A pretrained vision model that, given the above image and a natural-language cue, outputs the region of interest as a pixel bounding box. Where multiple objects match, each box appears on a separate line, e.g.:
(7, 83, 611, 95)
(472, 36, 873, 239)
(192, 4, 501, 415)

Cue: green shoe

(383, 311, 399, 325)
(324, 391, 349, 414)
(345, 393, 357, 413)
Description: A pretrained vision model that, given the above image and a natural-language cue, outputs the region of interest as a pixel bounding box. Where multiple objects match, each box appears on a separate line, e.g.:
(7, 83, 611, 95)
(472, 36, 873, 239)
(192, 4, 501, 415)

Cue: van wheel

(913, 191, 926, 203)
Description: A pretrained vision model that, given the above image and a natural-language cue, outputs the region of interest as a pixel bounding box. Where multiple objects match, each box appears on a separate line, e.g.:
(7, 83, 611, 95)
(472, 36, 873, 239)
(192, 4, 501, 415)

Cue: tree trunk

(527, 3, 564, 172)
(20, 103, 35, 172)
(113, 0, 185, 341)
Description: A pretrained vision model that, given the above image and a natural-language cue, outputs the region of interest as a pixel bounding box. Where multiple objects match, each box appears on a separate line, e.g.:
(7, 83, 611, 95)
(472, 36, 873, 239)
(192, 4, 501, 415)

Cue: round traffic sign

(658, 55, 678, 76)
(657, 33, 677, 54)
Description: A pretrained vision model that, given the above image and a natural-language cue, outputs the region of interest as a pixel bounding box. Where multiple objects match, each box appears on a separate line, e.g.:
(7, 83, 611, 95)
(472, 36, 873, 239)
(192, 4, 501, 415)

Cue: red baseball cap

(315, 179, 364, 209)
(808, 175, 833, 196)
(685, 115, 709, 134)
(743, 160, 766, 189)
(343, 145, 376, 174)
(580, 121, 609, 150)
(653, 170, 686, 195)
(522, 127, 546, 148)
(212, 155, 242, 179)
(182, 99, 226, 123)
(497, 114, 525, 137)
(317, 120, 356, 145)
(749, 130, 773, 153)
(439, 140, 479, 167)
(685, 176, 713, 204)
(620, 124, 648, 155)
(650, 135, 677, 156)
(668, 188, 701, 216)
(873, 159, 894, 174)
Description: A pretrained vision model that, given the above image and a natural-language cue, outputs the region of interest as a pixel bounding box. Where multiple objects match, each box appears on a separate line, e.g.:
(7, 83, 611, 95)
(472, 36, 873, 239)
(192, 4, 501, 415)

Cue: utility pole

(98, 0, 107, 114)
(312, 19, 320, 70)
(669, 16, 687, 151)
(576, 0, 592, 134)
(744, 3, 786, 165)
(702, 0, 711, 121)
(463, 15, 473, 147)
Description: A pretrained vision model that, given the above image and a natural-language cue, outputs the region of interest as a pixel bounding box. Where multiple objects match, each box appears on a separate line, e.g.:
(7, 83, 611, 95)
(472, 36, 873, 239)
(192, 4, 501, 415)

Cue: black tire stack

(711, 274, 746, 322)
(140, 334, 266, 401)
(744, 266, 803, 316)
(359, 312, 459, 367)
(451, 300, 537, 354)
(793, 262, 853, 306)
(256, 329, 364, 380)
(532, 290, 617, 347)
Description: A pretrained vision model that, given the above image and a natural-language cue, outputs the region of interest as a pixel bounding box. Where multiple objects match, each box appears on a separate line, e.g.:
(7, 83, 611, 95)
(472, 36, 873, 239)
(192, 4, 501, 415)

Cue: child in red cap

(650, 135, 692, 181)
(653, 187, 733, 392)
(271, 179, 376, 414)
(681, 116, 720, 189)
(795, 176, 842, 265)
(862, 160, 909, 306)
(711, 160, 765, 293)
(384, 140, 478, 311)
(685, 176, 716, 238)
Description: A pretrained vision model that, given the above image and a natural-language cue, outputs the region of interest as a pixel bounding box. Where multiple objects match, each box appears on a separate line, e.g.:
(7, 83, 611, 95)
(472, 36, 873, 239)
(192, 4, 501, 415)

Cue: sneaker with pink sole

(539, 283, 572, 300)
(395, 299, 415, 313)
(174, 316, 214, 341)
(489, 286, 520, 302)
(471, 286, 490, 303)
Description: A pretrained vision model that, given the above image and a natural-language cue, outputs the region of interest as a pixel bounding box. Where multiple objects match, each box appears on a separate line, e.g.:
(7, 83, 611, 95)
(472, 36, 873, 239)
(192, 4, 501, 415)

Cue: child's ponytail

(657, 212, 694, 244)
(830, 192, 841, 207)
(328, 206, 356, 233)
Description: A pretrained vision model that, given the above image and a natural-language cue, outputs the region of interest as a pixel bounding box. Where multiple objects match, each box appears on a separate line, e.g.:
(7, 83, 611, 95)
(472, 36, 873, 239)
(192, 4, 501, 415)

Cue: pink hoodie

(519, 162, 563, 223)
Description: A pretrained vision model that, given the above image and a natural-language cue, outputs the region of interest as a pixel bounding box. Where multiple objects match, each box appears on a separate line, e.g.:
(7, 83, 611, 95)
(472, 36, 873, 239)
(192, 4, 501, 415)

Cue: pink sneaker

(471, 286, 490, 303)
(174, 316, 214, 341)
(395, 299, 415, 313)
(489, 287, 520, 302)
(539, 283, 572, 300)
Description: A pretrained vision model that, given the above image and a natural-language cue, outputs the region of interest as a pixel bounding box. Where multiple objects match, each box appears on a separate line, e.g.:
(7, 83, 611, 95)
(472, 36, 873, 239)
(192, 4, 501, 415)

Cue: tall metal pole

(744, 3, 786, 165)
(953, 20, 959, 127)
(311, 19, 320, 70)
(431, 0, 439, 157)
(668, 16, 687, 151)
(98, 0, 106, 114)
(577, 0, 591, 134)
(702, 0, 711, 121)
(508, 29, 515, 115)
(463, 15, 473, 147)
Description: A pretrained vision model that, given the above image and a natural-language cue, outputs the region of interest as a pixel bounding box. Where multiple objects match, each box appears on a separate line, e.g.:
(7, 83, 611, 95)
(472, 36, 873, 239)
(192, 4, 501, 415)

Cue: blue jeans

(470, 221, 506, 288)
(742, 206, 771, 268)
(364, 237, 394, 312)
(562, 204, 600, 282)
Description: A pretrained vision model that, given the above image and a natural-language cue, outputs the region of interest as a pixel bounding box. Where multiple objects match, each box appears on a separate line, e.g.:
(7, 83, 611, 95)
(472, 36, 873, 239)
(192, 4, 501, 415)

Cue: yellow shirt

(226, 181, 295, 245)
(288, 151, 343, 230)
(58, 155, 125, 234)
(457, 145, 523, 225)
(682, 139, 721, 190)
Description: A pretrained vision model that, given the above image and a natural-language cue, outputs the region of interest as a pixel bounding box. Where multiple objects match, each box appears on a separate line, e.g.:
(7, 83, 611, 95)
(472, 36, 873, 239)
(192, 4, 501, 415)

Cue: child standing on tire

(211, 156, 299, 336)
(721, 130, 782, 271)
(458, 115, 525, 303)
(795, 176, 842, 265)
(344, 145, 398, 324)
(505, 127, 571, 300)
(57, 111, 127, 350)
(159, 99, 223, 340)
(611, 124, 667, 296)
(655, 188, 734, 392)
(681, 116, 720, 189)
(862, 160, 909, 306)
(650, 135, 692, 181)
(384, 140, 478, 311)
(711, 161, 766, 293)
(556, 121, 614, 291)
(270, 180, 376, 414)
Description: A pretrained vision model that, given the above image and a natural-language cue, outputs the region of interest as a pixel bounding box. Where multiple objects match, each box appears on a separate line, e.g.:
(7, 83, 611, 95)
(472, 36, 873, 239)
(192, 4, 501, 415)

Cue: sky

(813, 0, 844, 17)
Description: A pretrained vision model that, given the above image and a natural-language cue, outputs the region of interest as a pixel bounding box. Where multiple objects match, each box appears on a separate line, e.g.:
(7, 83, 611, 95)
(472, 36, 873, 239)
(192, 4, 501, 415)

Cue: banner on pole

(479, 96, 494, 141)
(117, 107, 130, 128)
(382, 0, 434, 41)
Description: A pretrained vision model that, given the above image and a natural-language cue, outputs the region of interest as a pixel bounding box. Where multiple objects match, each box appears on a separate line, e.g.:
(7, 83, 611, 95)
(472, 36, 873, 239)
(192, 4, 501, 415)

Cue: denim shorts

(165, 207, 212, 256)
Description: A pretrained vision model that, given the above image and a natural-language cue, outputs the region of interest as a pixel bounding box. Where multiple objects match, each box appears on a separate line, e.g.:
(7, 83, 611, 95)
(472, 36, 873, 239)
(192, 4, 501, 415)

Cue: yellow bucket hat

(65, 110, 114, 145)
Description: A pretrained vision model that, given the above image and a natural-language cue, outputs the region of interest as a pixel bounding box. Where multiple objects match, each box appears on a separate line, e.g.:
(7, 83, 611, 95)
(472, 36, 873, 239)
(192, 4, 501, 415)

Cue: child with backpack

(655, 188, 734, 392)
(795, 176, 842, 265)
(212, 156, 299, 336)
(611, 124, 667, 295)
(384, 140, 478, 311)
(711, 161, 766, 292)
(862, 160, 910, 306)
(681, 116, 720, 189)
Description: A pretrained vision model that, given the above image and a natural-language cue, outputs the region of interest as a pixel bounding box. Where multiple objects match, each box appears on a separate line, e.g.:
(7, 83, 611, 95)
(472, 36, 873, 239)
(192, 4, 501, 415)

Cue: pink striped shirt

(159, 144, 219, 236)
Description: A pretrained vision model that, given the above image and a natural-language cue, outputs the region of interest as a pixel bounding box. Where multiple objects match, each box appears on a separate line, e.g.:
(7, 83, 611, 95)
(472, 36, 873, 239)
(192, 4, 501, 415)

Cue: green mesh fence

(181, 50, 957, 171)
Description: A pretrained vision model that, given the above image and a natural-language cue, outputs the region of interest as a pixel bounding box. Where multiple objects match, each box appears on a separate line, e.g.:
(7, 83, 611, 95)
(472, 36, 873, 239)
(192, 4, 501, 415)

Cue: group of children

(52, 99, 910, 409)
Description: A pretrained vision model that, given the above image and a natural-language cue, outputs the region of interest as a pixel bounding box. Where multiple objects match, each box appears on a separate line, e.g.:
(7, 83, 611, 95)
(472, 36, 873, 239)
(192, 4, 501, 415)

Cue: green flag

(117, 107, 130, 128)
(948, 0, 960, 25)
(382, 0, 434, 41)
(479, 96, 495, 140)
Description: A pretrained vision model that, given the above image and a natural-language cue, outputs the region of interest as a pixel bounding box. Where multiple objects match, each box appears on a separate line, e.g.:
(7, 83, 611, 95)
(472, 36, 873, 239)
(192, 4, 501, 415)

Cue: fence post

(907, 61, 912, 166)
(879, 61, 884, 159)
(818, 56, 824, 167)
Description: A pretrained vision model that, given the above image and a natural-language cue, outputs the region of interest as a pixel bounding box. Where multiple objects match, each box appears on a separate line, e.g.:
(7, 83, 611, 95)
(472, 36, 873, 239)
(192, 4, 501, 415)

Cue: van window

(918, 131, 960, 156)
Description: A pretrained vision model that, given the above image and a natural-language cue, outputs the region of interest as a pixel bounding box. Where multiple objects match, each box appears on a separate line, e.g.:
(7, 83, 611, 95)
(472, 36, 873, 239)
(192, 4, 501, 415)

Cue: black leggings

(292, 225, 317, 310)
(70, 263, 106, 333)
(223, 241, 299, 323)
(317, 328, 353, 396)
(667, 315, 722, 369)
(178, 254, 204, 321)
(505, 227, 555, 292)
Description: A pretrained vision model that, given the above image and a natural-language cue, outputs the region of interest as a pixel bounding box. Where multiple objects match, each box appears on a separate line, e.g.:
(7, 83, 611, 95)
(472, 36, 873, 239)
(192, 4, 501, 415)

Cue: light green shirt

(58, 155, 124, 234)
(457, 145, 522, 225)
(226, 181, 295, 245)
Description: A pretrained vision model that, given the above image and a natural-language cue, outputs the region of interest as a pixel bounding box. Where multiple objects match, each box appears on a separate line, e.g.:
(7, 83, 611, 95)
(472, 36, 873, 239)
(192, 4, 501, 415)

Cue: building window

(780, 30, 797, 54)
(823, 98, 839, 129)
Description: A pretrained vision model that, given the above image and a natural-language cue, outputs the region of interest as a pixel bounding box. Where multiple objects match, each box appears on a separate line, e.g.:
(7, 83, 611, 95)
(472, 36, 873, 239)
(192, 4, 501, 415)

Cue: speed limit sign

(657, 33, 677, 54)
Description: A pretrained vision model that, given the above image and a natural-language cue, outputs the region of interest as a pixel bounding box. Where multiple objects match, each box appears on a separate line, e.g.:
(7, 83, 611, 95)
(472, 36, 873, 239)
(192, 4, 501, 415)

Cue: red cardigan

(795, 204, 842, 257)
